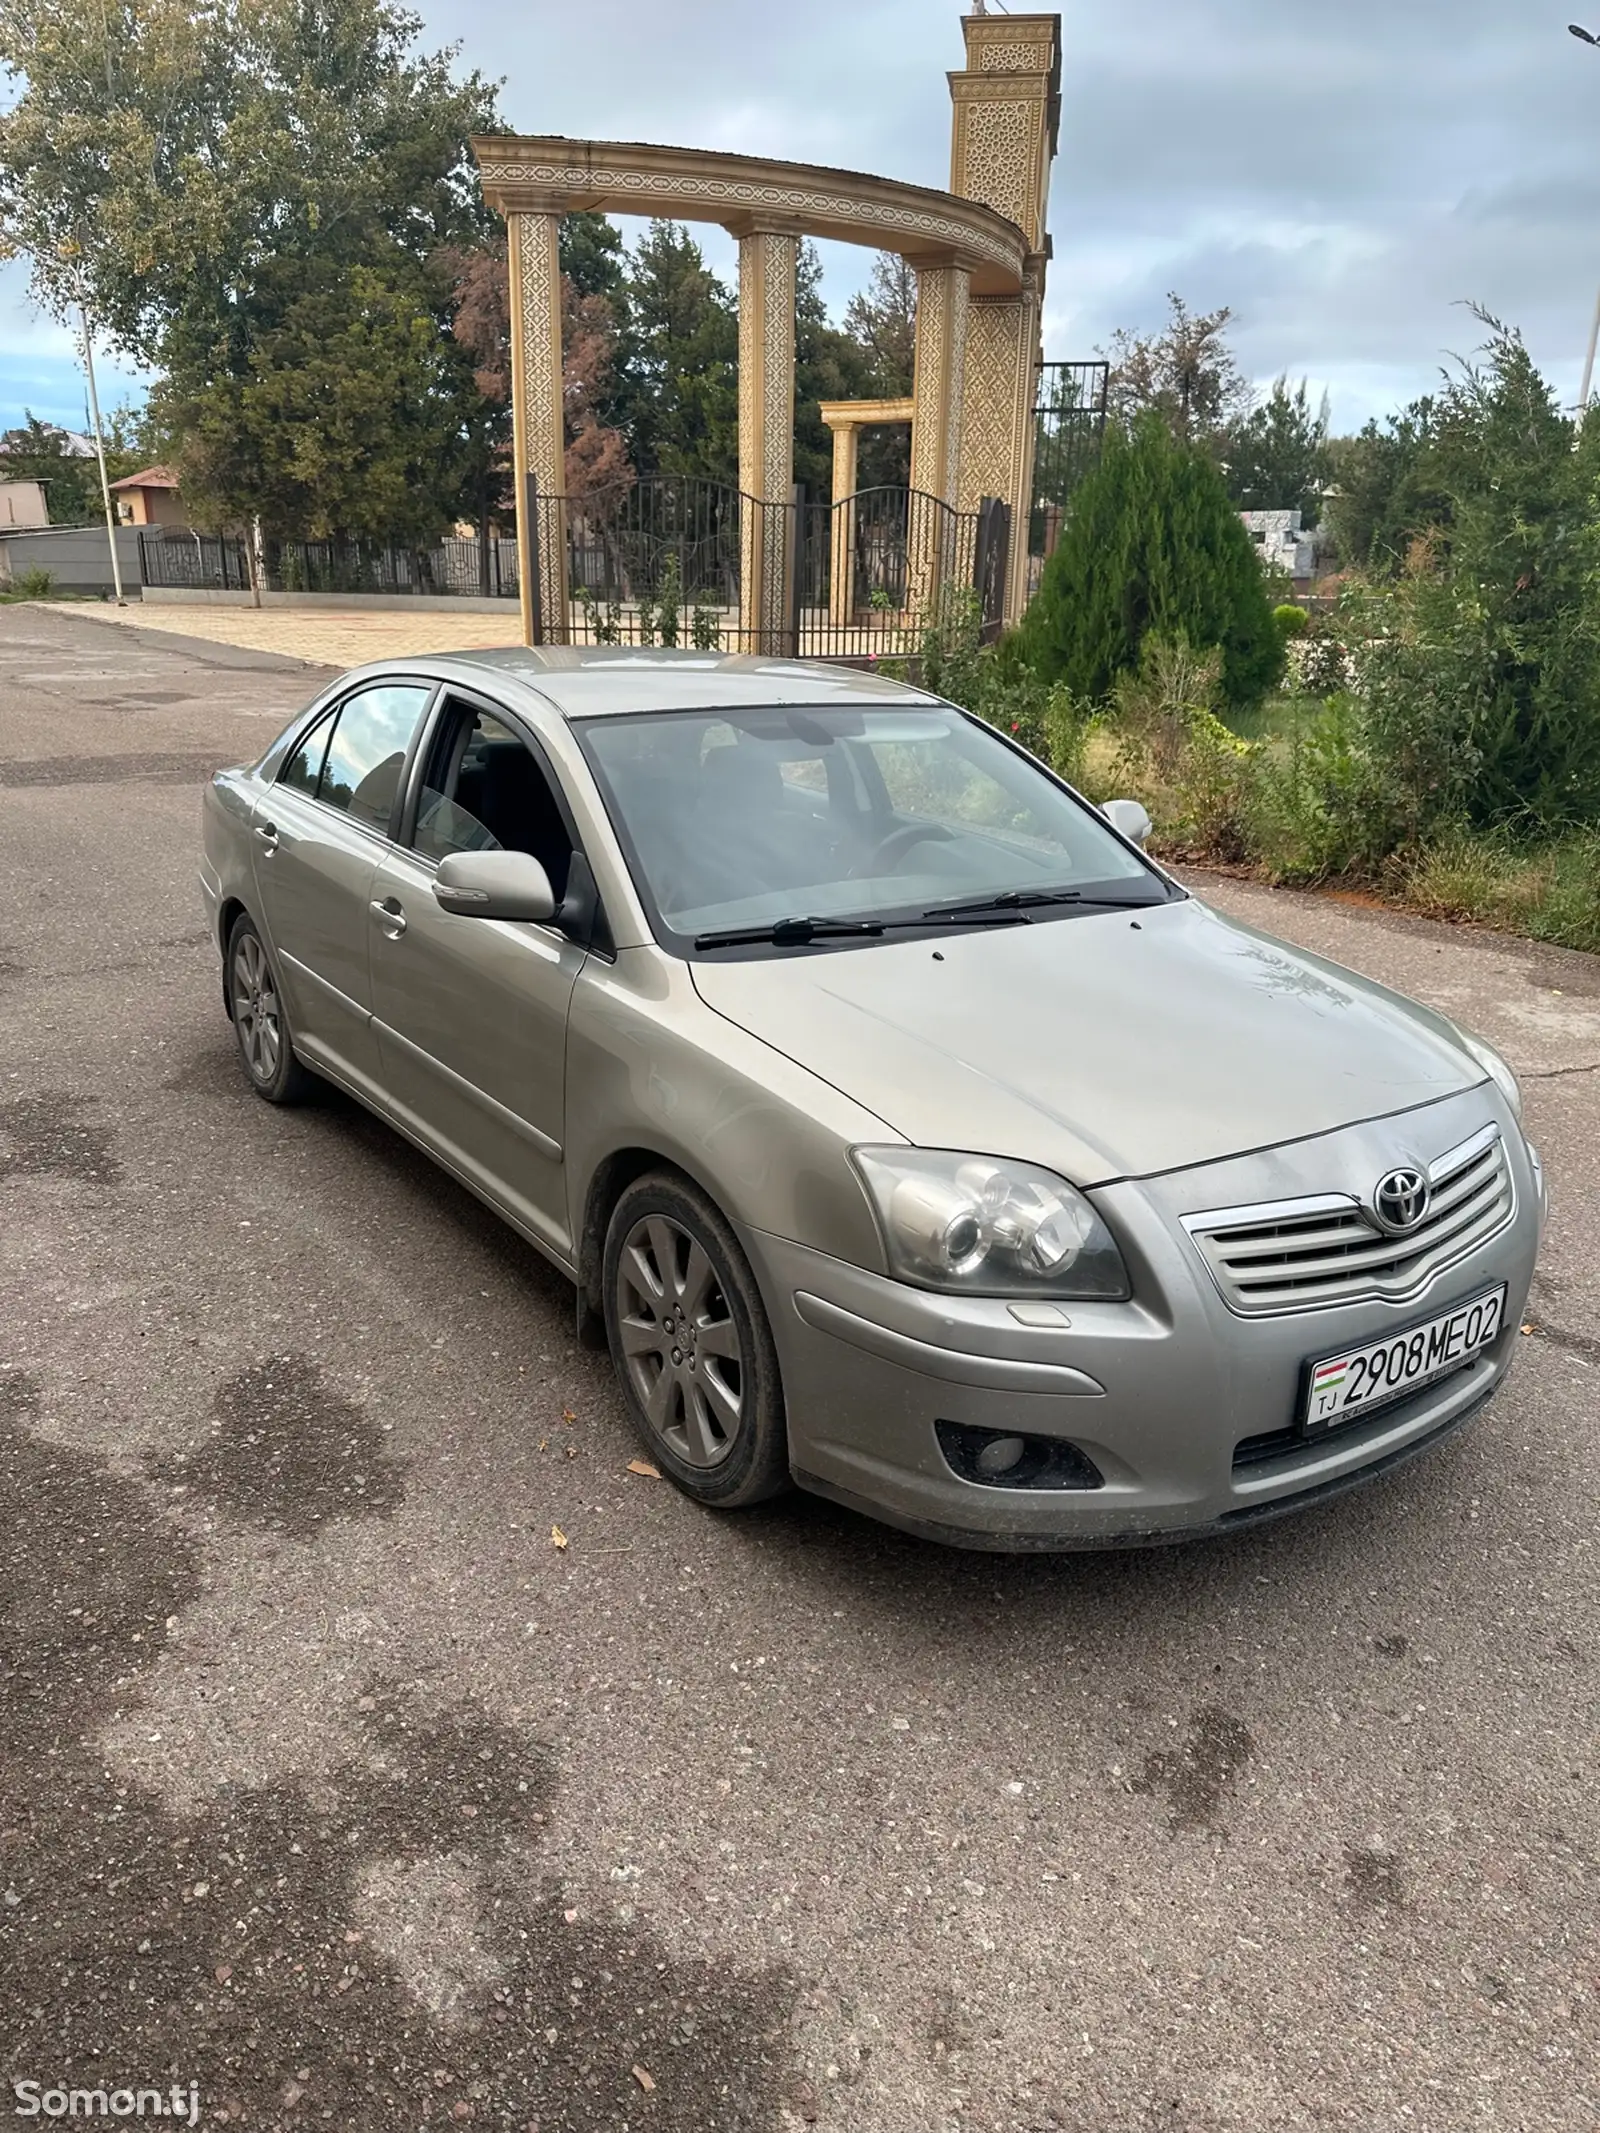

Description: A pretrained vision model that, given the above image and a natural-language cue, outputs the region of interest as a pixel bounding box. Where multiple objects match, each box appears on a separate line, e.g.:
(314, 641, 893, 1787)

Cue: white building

(1239, 508, 1318, 587)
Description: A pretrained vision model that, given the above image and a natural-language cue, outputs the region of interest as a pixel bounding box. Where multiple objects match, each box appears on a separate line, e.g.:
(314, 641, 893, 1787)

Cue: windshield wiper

(694, 915, 886, 949)
(694, 908, 1034, 949)
(923, 886, 1170, 919)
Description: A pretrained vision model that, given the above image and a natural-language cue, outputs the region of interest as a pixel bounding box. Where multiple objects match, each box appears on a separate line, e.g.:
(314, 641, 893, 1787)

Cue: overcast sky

(5, 0, 1599, 437)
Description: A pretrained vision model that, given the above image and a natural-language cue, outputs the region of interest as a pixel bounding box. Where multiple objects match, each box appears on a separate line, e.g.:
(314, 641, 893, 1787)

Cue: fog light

(935, 1422, 1104, 1492)
(975, 1434, 1027, 1478)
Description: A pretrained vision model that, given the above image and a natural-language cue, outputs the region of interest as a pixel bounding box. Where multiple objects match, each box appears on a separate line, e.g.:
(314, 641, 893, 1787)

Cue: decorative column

(908, 262, 971, 619)
(824, 414, 859, 631)
(948, 11, 1061, 625)
(735, 229, 798, 654)
(506, 211, 569, 645)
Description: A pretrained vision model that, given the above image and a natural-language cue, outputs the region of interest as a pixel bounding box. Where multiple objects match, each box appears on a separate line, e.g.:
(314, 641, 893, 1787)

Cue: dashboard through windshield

(574, 702, 1176, 954)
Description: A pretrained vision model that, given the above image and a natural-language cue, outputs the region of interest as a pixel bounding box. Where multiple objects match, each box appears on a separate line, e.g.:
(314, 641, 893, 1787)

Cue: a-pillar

(506, 211, 569, 645)
(908, 261, 971, 617)
(735, 228, 798, 653)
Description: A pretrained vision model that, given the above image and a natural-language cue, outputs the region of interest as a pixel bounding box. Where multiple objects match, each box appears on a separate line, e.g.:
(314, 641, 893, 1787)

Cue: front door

(367, 696, 586, 1260)
(250, 679, 433, 1099)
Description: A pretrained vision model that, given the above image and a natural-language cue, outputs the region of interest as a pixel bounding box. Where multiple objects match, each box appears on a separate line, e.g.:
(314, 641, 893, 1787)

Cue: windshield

(574, 702, 1172, 952)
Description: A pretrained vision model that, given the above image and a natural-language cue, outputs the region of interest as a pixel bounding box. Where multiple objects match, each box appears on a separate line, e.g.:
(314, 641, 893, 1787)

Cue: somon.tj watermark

(12, 2085, 201, 2122)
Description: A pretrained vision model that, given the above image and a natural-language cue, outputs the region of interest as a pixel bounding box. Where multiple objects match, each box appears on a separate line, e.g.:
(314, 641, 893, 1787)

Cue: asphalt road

(1, 603, 1596, 2133)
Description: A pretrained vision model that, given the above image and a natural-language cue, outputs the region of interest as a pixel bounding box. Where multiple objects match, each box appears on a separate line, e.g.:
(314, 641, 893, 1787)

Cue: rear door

(251, 679, 433, 1100)
(367, 691, 589, 1260)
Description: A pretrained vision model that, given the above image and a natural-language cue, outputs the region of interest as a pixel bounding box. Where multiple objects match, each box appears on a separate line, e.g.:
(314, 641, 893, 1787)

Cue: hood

(689, 898, 1485, 1185)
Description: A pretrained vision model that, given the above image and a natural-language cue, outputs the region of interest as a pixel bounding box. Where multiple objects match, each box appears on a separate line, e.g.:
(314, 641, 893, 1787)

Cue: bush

(1014, 412, 1285, 717)
(12, 566, 54, 598)
(1287, 634, 1354, 696)
(1274, 602, 1310, 639)
(1105, 635, 1253, 857)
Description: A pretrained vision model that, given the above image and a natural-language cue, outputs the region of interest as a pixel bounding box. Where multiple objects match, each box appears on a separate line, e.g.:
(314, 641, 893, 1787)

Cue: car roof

(373, 646, 945, 719)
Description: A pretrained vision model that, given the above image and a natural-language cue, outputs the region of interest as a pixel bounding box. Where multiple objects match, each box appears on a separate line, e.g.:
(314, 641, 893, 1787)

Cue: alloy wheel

(615, 1214, 745, 1468)
(232, 932, 281, 1085)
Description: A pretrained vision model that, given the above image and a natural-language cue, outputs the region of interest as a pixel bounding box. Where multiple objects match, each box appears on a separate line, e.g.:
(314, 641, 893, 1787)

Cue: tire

(225, 912, 315, 1105)
(602, 1171, 790, 1509)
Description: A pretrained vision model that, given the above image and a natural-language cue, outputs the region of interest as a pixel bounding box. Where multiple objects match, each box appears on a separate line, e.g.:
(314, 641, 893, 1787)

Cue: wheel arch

(218, 897, 250, 1006)
(575, 1141, 732, 1345)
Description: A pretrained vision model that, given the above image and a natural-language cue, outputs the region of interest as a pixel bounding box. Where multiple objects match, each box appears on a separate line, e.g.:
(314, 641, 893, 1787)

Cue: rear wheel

(603, 1172, 790, 1509)
(226, 913, 314, 1105)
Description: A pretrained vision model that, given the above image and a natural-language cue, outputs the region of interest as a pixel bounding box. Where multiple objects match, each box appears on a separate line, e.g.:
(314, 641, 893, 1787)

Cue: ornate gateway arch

(472, 9, 1060, 650)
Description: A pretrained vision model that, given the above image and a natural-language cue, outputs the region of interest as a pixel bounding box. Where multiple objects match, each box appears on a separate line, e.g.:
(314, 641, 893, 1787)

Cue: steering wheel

(847, 821, 955, 879)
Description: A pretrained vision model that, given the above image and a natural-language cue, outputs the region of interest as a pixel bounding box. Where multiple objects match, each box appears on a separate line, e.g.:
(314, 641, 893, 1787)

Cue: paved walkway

(46, 597, 527, 667)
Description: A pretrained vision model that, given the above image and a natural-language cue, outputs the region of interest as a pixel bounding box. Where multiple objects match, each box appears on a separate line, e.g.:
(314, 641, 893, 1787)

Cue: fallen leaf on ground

(551, 1526, 568, 1550)
(1521, 1322, 1538, 1336)
(631, 2067, 657, 2094)
(626, 1459, 661, 1479)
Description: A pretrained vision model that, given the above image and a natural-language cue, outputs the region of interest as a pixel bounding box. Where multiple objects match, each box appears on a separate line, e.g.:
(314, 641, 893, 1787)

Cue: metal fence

(528, 477, 999, 659)
(138, 530, 250, 591)
(138, 528, 520, 598)
(1029, 358, 1110, 584)
(136, 477, 1007, 655)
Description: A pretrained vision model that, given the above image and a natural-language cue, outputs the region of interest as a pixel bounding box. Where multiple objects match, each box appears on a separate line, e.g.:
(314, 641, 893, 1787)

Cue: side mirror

(1100, 798, 1153, 847)
(433, 849, 556, 923)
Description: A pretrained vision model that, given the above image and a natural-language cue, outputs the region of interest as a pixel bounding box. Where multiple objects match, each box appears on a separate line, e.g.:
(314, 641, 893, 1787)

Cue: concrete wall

(0, 525, 142, 596)
(142, 586, 516, 614)
(0, 482, 49, 530)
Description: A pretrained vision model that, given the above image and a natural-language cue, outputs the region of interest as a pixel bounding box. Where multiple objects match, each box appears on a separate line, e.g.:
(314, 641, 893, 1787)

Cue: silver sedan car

(200, 649, 1544, 1549)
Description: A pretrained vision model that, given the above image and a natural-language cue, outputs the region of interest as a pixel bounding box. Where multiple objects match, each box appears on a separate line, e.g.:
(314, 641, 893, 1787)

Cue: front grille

(1186, 1124, 1513, 1317)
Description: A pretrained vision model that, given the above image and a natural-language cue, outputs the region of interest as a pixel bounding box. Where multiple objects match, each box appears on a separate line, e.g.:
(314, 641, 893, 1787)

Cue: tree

(560, 213, 626, 302)
(614, 222, 738, 485)
(843, 252, 916, 490)
(0, 0, 502, 542)
(439, 233, 632, 504)
(1323, 402, 1450, 572)
(1367, 319, 1600, 827)
(0, 411, 146, 524)
(1101, 294, 1252, 451)
(794, 241, 875, 500)
(151, 264, 471, 544)
(1224, 375, 1331, 523)
(1013, 412, 1285, 714)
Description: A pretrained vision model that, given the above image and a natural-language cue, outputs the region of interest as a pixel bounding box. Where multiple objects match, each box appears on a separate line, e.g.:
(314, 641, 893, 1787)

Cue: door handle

(254, 821, 279, 853)
(370, 896, 407, 938)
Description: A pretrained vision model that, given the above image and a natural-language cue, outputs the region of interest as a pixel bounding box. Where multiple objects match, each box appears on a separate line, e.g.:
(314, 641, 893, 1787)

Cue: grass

(1401, 829, 1600, 954)
(1048, 699, 1600, 958)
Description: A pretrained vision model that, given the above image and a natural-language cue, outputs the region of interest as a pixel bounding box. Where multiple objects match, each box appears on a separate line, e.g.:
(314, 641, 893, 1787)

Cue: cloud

(5, 0, 1593, 433)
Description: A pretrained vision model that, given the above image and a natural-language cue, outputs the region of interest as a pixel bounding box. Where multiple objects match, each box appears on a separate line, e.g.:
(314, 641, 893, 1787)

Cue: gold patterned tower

(948, 10, 1061, 624)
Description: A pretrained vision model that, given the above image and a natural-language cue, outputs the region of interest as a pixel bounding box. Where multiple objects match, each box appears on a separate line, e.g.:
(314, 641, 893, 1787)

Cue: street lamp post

(79, 306, 127, 606)
(1571, 26, 1600, 411)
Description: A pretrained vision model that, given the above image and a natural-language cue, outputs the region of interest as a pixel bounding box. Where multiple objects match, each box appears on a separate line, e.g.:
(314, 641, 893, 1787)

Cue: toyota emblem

(1372, 1167, 1431, 1234)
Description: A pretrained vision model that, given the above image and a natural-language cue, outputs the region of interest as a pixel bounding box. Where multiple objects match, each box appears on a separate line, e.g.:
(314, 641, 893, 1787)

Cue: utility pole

(1570, 26, 1600, 414)
(79, 307, 126, 605)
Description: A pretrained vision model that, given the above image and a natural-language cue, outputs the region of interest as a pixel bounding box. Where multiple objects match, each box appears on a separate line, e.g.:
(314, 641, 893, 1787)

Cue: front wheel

(226, 913, 314, 1104)
(602, 1172, 790, 1509)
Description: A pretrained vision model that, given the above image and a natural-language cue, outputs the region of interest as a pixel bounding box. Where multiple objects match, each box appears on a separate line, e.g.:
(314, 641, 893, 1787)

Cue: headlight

(851, 1148, 1131, 1299)
(1455, 1027, 1523, 1122)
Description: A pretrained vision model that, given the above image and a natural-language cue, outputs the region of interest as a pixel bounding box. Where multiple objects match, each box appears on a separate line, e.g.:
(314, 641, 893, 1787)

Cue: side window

(414, 701, 574, 900)
(278, 712, 334, 796)
(317, 684, 432, 829)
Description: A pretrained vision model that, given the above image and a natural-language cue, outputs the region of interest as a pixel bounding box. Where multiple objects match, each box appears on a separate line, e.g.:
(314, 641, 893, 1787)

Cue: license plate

(1303, 1286, 1507, 1431)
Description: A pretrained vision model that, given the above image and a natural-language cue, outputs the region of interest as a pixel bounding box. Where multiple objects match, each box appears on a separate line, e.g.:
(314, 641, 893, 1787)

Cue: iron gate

(1029, 358, 1109, 593)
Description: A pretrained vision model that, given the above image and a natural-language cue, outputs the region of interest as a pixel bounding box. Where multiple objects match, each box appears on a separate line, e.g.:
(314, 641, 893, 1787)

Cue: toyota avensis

(200, 649, 1544, 1550)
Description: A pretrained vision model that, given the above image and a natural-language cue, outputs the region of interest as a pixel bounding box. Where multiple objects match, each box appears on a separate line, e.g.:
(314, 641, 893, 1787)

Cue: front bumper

(744, 1089, 1544, 1551)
